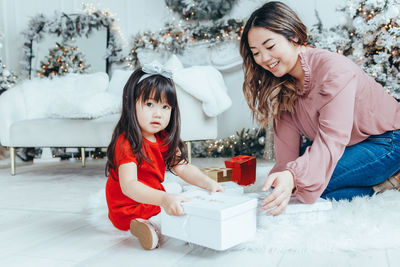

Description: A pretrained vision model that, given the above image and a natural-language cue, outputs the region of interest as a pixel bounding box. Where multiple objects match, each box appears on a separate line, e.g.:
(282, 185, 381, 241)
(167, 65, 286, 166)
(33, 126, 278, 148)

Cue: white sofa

(0, 70, 219, 175)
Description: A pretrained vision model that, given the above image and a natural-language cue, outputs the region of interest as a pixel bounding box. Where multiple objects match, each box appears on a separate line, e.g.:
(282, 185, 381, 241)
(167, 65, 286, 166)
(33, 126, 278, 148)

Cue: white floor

(0, 157, 399, 267)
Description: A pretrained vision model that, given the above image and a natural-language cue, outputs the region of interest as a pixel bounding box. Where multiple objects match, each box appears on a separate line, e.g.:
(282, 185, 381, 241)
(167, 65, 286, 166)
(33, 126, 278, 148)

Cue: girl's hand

(205, 179, 224, 194)
(261, 170, 295, 216)
(161, 193, 190, 216)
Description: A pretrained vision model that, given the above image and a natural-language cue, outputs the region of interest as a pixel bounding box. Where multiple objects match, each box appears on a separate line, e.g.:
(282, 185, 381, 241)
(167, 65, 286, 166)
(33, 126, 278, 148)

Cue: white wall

(0, 0, 346, 138)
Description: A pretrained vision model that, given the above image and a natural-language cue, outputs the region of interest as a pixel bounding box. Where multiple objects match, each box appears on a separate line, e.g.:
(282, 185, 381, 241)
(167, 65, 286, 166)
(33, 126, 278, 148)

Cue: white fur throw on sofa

(14, 72, 120, 119)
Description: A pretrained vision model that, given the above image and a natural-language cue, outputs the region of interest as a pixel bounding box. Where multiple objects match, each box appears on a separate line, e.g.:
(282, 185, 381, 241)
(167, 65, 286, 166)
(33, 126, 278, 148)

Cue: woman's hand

(261, 170, 295, 216)
(205, 179, 224, 194)
(161, 193, 190, 216)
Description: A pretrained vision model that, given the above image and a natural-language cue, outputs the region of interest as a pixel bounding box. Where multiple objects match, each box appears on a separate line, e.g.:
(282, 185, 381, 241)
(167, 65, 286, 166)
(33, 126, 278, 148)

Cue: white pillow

(20, 78, 57, 119)
(107, 69, 134, 97)
(20, 72, 111, 119)
(73, 72, 109, 92)
(47, 91, 121, 119)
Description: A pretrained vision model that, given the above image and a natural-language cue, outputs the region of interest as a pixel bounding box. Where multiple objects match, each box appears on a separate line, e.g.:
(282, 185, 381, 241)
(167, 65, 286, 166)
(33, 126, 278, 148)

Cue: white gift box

(182, 181, 244, 195)
(161, 190, 257, 251)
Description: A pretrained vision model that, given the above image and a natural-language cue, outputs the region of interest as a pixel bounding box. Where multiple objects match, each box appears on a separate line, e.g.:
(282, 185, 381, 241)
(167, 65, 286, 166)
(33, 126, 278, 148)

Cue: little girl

(105, 63, 223, 250)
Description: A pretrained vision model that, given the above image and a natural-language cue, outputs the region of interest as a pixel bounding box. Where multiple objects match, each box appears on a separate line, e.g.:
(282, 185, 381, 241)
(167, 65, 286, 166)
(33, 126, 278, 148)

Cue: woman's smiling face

(247, 27, 300, 78)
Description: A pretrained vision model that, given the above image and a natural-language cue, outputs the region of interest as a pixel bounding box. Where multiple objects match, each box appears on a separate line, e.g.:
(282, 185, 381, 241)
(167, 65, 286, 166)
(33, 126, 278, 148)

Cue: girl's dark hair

(240, 1, 308, 126)
(105, 68, 187, 177)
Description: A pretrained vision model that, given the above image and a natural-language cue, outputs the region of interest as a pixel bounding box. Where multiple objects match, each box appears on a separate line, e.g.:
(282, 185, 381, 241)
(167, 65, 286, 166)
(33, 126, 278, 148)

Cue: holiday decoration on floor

(38, 42, 90, 77)
(50, 147, 106, 161)
(309, 0, 400, 98)
(201, 167, 232, 182)
(225, 155, 256, 186)
(165, 0, 237, 21)
(0, 33, 17, 95)
(192, 128, 266, 158)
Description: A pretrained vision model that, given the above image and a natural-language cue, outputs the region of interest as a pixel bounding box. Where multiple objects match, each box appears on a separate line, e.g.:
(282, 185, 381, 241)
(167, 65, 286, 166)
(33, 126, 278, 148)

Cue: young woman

(105, 64, 223, 249)
(240, 1, 400, 215)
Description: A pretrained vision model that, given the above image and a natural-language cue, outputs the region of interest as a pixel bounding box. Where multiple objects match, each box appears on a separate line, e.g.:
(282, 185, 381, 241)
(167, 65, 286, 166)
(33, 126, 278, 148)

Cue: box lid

(181, 190, 257, 220)
(182, 181, 243, 195)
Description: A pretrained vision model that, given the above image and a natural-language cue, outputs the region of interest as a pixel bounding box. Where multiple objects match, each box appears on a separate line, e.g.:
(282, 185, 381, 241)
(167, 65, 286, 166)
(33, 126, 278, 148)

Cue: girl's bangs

(137, 76, 176, 106)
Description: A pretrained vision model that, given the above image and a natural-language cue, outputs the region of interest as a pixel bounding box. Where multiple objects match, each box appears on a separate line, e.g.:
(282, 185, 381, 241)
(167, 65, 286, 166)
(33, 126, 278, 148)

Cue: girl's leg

(321, 130, 400, 201)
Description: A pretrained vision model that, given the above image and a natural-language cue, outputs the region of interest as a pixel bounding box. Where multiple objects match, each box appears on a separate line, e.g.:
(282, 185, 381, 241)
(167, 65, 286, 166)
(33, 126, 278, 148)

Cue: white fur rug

(242, 189, 400, 252)
(86, 166, 400, 252)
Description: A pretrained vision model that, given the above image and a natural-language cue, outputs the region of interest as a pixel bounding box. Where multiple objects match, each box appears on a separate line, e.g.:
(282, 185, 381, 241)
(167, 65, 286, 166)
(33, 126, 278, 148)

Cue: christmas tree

(37, 42, 91, 78)
(0, 33, 17, 95)
(309, 0, 400, 98)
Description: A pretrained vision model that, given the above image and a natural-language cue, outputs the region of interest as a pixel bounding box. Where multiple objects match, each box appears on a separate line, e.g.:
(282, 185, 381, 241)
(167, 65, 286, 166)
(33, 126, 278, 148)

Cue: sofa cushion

(20, 72, 110, 119)
(47, 91, 120, 119)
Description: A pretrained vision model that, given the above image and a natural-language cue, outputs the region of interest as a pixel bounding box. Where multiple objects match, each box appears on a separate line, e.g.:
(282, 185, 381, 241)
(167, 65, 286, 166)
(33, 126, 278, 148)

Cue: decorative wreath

(165, 0, 237, 21)
(21, 7, 123, 77)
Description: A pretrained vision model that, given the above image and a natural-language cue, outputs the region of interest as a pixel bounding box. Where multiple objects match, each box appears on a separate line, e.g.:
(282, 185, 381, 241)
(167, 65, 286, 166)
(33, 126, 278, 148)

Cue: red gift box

(224, 155, 256, 185)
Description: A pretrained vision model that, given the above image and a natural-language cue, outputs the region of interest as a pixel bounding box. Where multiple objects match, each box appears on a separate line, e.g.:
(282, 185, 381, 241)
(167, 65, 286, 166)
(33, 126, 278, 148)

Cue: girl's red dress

(106, 133, 168, 230)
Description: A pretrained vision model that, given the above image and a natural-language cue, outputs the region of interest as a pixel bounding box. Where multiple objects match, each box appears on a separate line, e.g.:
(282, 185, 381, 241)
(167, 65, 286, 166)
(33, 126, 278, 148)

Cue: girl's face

(248, 27, 300, 78)
(135, 95, 172, 141)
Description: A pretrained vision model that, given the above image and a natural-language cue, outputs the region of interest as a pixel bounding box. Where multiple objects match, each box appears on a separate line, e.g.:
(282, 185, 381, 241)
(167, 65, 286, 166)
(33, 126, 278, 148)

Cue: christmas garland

(21, 5, 123, 77)
(165, 0, 237, 21)
(192, 128, 266, 158)
(125, 19, 244, 68)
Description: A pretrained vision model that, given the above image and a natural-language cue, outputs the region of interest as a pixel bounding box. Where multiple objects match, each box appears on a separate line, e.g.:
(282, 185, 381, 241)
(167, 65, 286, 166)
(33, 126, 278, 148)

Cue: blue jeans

(300, 130, 400, 201)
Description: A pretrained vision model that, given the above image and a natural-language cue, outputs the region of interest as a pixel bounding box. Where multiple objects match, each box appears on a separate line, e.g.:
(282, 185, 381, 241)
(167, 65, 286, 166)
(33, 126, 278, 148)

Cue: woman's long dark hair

(105, 68, 187, 177)
(240, 1, 308, 126)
